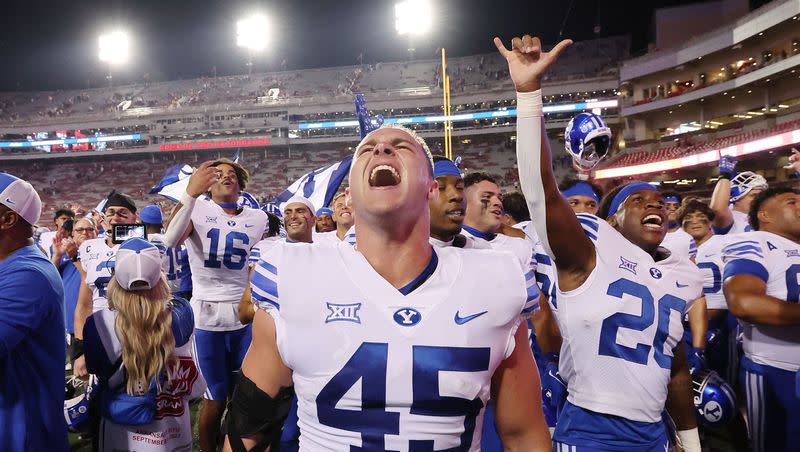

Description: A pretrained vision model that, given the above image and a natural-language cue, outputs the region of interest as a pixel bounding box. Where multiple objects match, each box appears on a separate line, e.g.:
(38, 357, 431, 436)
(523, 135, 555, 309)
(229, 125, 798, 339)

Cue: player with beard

(314, 207, 335, 233)
(162, 158, 267, 452)
(498, 33, 702, 450)
(224, 124, 550, 451)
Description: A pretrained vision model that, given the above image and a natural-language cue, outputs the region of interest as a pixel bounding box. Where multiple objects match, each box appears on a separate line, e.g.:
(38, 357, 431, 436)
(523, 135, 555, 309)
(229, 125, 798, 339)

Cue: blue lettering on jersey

(767, 241, 777, 250)
(203, 228, 250, 270)
(697, 262, 721, 294)
(205, 216, 217, 224)
(650, 268, 662, 279)
(619, 257, 638, 275)
(325, 303, 362, 324)
(785, 249, 800, 258)
(786, 264, 800, 303)
(393, 308, 421, 327)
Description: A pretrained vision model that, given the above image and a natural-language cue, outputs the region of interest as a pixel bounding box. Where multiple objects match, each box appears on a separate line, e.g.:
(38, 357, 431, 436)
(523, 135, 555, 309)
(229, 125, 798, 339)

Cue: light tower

(236, 14, 270, 75)
(98, 30, 130, 88)
(394, 0, 432, 60)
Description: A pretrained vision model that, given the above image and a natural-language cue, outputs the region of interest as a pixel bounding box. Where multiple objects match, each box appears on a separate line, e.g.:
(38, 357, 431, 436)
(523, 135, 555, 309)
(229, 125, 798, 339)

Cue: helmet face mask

(730, 171, 768, 203)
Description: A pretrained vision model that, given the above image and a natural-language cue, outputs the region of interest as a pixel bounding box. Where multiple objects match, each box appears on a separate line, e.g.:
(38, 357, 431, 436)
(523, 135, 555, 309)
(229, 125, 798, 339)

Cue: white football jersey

(722, 232, 800, 371)
(186, 197, 267, 302)
(251, 242, 539, 451)
(661, 228, 697, 260)
(715, 209, 753, 235)
(555, 214, 703, 423)
(39, 230, 56, 258)
(148, 233, 192, 295)
(696, 235, 728, 310)
(78, 238, 119, 312)
(532, 239, 558, 311)
(461, 227, 535, 274)
(248, 236, 283, 268)
(429, 234, 489, 249)
(312, 230, 340, 246)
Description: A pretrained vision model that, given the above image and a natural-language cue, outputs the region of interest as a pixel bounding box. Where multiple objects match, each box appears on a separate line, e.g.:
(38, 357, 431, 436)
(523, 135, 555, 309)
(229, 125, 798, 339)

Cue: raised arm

(710, 155, 736, 232)
(163, 161, 219, 248)
(494, 35, 595, 280)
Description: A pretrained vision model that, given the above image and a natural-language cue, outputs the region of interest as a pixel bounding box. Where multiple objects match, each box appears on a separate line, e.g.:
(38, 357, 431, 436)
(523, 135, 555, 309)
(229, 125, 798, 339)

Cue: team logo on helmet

(564, 112, 612, 171)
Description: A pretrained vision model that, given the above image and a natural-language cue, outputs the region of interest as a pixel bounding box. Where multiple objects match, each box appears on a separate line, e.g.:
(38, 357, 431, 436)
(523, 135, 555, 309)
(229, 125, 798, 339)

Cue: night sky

(0, 0, 766, 92)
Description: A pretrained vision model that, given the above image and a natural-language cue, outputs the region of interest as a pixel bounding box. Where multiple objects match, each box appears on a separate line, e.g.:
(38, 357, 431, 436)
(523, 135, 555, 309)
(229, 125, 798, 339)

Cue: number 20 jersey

(186, 196, 267, 301)
(556, 215, 703, 423)
(251, 241, 539, 451)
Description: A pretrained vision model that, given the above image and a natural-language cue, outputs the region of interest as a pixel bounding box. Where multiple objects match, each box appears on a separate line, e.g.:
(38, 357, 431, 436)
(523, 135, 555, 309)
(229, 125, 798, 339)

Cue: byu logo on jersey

(619, 256, 637, 275)
(227, 220, 237, 227)
(649, 267, 662, 279)
(393, 307, 421, 327)
(325, 302, 361, 324)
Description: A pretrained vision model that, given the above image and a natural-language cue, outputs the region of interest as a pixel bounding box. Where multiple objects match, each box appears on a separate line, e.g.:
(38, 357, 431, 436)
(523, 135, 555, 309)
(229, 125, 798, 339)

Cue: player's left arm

(665, 343, 701, 452)
(686, 297, 707, 374)
(491, 320, 551, 451)
(72, 260, 92, 377)
(724, 274, 800, 325)
(238, 266, 256, 325)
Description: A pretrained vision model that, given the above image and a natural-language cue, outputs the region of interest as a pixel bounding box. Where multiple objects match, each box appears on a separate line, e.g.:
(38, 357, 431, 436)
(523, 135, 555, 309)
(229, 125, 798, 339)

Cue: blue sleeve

(723, 259, 769, 283)
(251, 258, 280, 311)
(170, 297, 194, 347)
(711, 223, 734, 235)
(0, 269, 54, 358)
(521, 268, 540, 316)
(575, 213, 600, 243)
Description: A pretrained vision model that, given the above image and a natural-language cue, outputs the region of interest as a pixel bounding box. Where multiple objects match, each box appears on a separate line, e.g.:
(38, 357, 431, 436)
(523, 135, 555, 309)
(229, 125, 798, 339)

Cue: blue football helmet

(729, 171, 768, 203)
(64, 375, 98, 434)
(693, 369, 737, 427)
(238, 191, 260, 210)
(564, 112, 612, 171)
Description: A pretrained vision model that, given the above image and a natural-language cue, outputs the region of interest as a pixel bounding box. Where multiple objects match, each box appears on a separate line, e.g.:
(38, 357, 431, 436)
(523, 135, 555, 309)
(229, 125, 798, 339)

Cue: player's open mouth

(369, 164, 401, 187)
(642, 214, 663, 231)
(490, 207, 503, 217)
(445, 208, 464, 222)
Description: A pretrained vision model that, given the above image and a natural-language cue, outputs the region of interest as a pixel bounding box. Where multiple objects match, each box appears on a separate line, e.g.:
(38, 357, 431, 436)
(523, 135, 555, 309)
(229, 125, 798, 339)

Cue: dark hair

(502, 192, 530, 223)
(266, 212, 281, 238)
(748, 187, 799, 231)
(597, 184, 627, 220)
(558, 177, 603, 200)
(61, 219, 74, 234)
(210, 158, 250, 191)
(676, 200, 715, 225)
(662, 191, 682, 204)
(463, 172, 497, 188)
(431, 154, 449, 163)
(54, 208, 75, 220)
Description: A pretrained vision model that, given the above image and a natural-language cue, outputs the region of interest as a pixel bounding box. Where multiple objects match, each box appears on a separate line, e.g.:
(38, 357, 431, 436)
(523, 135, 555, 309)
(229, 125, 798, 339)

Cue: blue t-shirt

(57, 254, 81, 334)
(0, 244, 68, 452)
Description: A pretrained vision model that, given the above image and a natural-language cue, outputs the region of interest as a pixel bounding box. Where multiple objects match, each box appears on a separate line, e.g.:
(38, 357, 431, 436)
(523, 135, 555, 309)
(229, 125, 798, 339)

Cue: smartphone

(112, 224, 148, 244)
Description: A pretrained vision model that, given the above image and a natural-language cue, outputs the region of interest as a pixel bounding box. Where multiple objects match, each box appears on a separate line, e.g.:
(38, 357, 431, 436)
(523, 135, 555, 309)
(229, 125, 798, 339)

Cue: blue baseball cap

(316, 207, 334, 217)
(139, 205, 163, 226)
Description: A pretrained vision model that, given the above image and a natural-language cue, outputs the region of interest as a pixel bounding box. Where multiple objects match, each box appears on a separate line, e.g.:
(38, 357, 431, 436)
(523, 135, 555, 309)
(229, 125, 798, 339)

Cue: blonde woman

(83, 238, 204, 451)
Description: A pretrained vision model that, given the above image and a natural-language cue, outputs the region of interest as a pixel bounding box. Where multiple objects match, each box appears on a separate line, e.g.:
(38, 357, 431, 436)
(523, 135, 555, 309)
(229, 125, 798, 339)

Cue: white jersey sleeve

(185, 198, 267, 302)
(714, 209, 753, 235)
(695, 235, 728, 310)
(661, 229, 697, 260)
(78, 238, 118, 312)
(39, 230, 56, 258)
(556, 214, 704, 422)
(722, 232, 800, 371)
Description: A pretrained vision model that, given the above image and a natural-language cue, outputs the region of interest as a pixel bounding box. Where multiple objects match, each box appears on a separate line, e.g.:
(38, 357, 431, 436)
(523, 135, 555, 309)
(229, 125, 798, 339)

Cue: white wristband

(517, 90, 543, 118)
(180, 190, 198, 207)
(676, 427, 701, 452)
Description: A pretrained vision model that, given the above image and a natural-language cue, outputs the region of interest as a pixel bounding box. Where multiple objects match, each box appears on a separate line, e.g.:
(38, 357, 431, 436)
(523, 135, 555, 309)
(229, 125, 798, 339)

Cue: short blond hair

(354, 124, 434, 175)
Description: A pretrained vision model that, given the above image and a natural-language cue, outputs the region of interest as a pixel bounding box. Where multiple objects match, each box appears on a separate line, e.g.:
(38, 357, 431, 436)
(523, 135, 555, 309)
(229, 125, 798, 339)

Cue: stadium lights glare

(98, 31, 130, 65)
(236, 14, 269, 51)
(395, 0, 432, 36)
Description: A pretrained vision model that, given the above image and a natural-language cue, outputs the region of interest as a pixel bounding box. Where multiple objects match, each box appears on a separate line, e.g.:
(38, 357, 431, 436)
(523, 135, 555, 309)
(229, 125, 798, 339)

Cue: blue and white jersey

(661, 228, 697, 261)
(248, 236, 282, 268)
(148, 233, 192, 295)
(186, 197, 267, 302)
(533, 239, 558, 311)
(722, 232, 800, 372)
(696, 235, 728, 310)
(78, 238, 118, 312)
(250, 241, 538, 451)
(714, 209, 753, 235)
(555, 214, 703, 423)
(461, 227, 536, 275)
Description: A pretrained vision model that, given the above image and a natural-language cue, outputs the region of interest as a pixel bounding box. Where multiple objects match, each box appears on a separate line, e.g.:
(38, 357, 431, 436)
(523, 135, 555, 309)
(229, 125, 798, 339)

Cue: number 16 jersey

(251, 242, 540, 451)
(556, 214, 703, 423)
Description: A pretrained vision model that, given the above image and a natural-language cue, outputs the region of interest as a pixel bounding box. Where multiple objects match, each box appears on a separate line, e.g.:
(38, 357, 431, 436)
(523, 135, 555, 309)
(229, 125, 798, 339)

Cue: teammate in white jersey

(497, 33, 703, 450)
(225, 124, 550, 451)
(722, 187, 800, 452)
(460, 171, 534, 270)
(72, 193, 139, 377)
(38, 208, 75, 258)
(162, 158, 267, 452)
(141, 204, 193, 299)
(314, 193, 356, 245)
(661, 193, 698, 260)
(428, 155, 486, 249)
(710, 155, 767, 235)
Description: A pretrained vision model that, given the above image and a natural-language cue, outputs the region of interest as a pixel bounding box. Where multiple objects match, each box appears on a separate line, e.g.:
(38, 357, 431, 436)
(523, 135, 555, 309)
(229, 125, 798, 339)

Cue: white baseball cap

(281, 195, 316, 214)
(0, 173, 42, 226)
(114, 238, 163, 291)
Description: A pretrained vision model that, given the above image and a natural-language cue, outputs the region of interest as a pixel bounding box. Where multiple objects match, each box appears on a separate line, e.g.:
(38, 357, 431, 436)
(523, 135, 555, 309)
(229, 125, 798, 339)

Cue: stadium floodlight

(236, 14, 269, 52)
(395, 0, 432, 36)
(98, 31, 130, 65)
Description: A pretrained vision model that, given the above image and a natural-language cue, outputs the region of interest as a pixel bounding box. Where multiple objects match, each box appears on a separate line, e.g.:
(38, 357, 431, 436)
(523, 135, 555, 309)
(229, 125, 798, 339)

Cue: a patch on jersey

(649, 267, 662, 279)
(325, 303, 362, 324)
(393, 307, 422, 327)
(205, 216, 217, 224)
(767, 241, 777, 251)
(227, 220, 237, 227)
(618, 256, 638, 275)
(785, 249, 800, 258)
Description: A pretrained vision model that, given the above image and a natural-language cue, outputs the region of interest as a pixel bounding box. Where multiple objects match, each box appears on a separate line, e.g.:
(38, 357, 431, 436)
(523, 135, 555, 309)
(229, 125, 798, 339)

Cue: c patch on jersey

(325, 302, 362, 324)
(393, 307, 422, 327)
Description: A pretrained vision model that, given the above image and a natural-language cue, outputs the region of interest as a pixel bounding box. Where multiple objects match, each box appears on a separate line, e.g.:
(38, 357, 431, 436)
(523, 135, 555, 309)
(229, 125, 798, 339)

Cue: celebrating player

(225, 123, 550, 451)
(710, 155, 767, 234)
(722, 187, 800, 452)
(497, 33, 703, 451)
(162, 158, 267, 452)
(661, 192, 698, 260)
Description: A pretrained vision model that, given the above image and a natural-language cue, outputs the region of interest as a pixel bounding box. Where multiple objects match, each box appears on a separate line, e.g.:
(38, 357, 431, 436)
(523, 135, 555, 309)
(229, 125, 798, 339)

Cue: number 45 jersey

(557, 214, 703, 423)
(186, 196, 267, 301)
(251, 241, 539, 451)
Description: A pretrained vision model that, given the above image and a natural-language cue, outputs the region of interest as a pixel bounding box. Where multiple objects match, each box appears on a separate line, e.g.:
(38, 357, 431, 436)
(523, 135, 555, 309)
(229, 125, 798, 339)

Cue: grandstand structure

(598, 0, 800, 196)
(0, 36, 626, 218)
